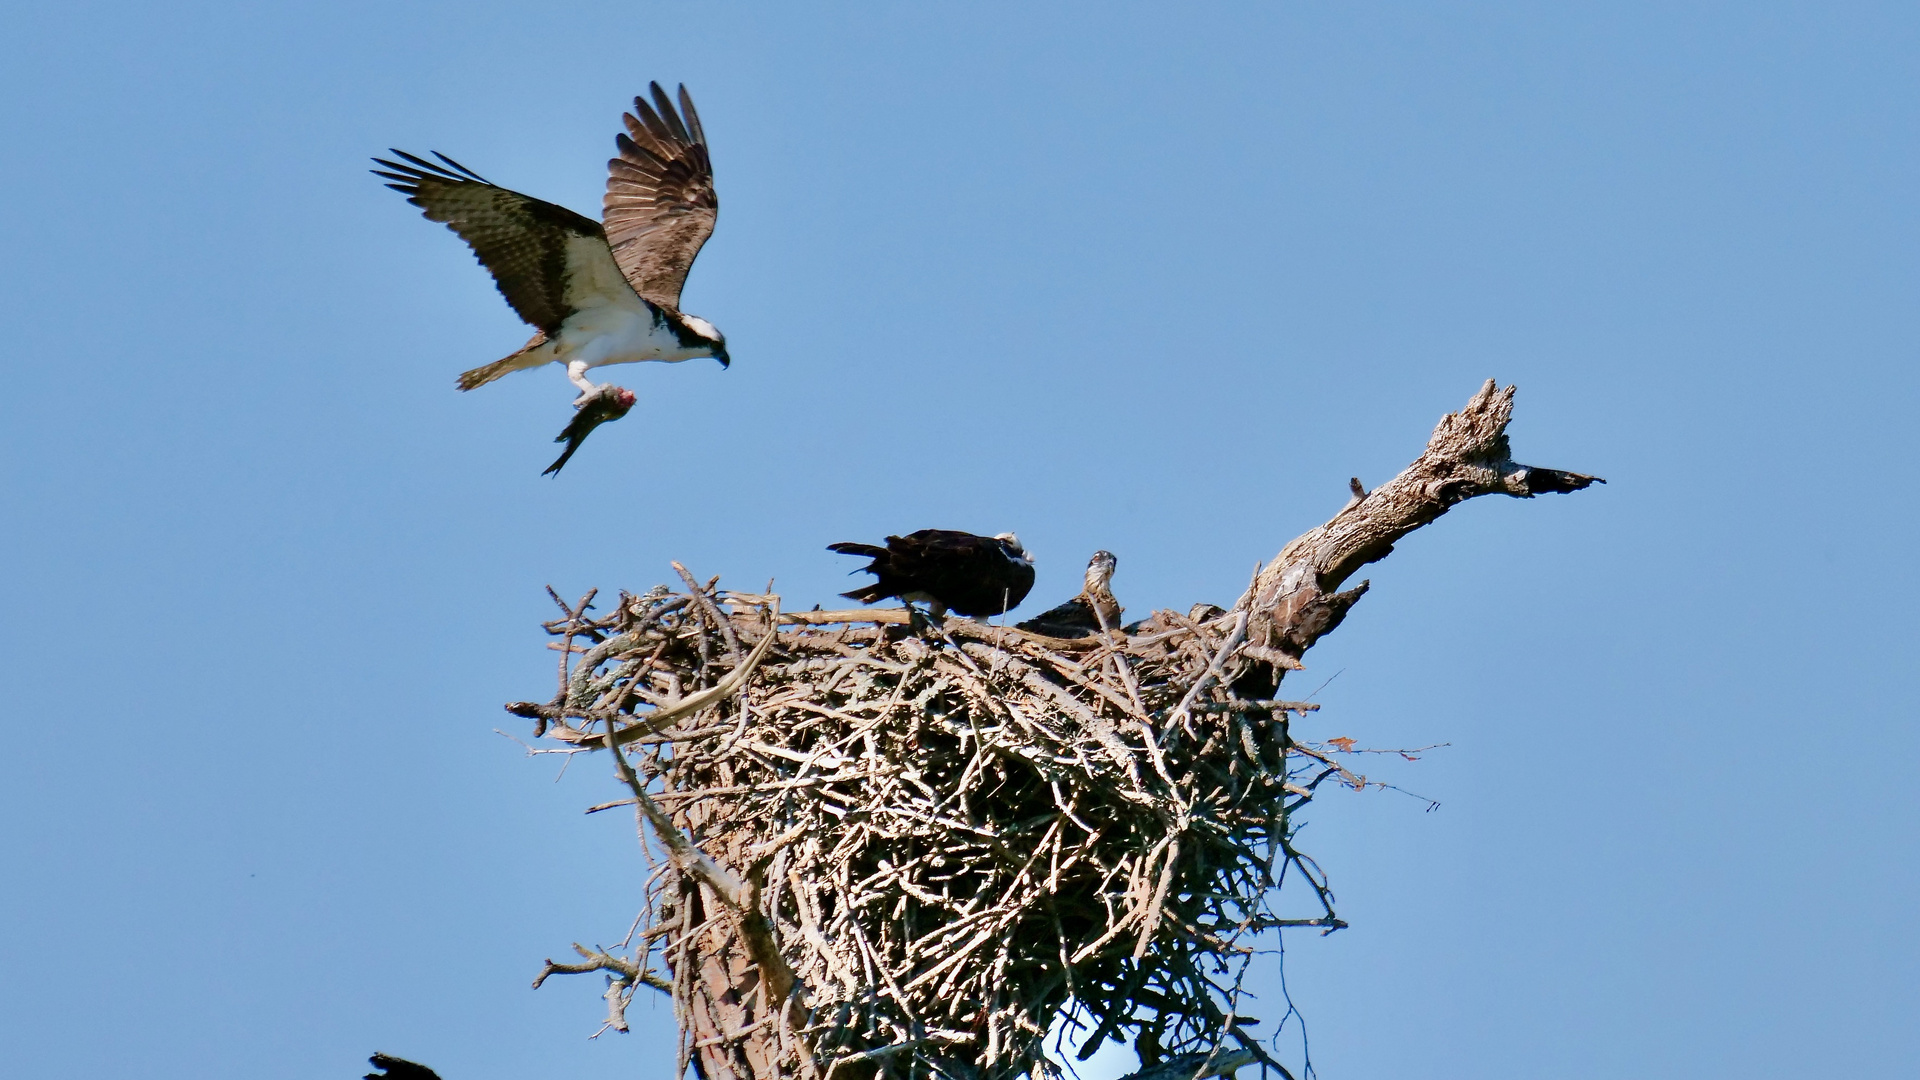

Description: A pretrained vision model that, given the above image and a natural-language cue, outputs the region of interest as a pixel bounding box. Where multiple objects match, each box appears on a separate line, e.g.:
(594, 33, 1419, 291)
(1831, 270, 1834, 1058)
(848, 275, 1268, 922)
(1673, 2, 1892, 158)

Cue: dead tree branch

(1243, 379, 1601, 672)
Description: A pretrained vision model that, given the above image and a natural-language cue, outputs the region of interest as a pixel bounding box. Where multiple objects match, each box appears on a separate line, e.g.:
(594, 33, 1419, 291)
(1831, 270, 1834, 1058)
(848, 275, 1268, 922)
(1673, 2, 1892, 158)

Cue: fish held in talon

(543, 384, 636, 476)
(373, 82, 727, 471)
(828, 530, 1036, 619)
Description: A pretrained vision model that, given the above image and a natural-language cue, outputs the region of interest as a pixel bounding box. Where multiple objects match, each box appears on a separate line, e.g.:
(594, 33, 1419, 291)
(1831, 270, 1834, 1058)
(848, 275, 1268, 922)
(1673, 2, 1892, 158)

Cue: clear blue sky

(3, 2, 1915, 1077)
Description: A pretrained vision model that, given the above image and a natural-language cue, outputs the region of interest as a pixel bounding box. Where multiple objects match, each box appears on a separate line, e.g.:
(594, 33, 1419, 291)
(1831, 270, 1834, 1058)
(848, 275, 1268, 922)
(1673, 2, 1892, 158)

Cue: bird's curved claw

(904, 603, 933, 636)
(573, 381, 630, 409)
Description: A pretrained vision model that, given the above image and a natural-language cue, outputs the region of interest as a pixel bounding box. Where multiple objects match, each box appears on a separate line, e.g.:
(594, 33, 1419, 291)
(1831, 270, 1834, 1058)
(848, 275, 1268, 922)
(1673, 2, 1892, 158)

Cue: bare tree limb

(1245, 379, 1601, 667)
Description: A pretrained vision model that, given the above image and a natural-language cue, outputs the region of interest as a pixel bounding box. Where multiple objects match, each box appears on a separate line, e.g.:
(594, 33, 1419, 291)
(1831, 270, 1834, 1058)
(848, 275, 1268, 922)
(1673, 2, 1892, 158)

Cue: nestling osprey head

(1085, 550, 1117, 587)
(679, 314, 730, 368)
(994, 533, 1034, 567)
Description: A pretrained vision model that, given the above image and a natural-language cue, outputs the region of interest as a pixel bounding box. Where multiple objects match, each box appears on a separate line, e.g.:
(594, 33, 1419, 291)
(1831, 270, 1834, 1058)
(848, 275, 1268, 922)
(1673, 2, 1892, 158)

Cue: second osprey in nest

(1017, 551, 1122, 637)
(830, 530, 1036, 619)
(374, 83, 727, 403)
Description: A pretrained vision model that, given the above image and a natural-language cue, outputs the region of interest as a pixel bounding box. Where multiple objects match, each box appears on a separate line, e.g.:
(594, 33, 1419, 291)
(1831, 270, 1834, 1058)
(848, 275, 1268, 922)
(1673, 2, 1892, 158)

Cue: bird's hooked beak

(994, 532, 1033, 565)
(714, 344, 731, 369)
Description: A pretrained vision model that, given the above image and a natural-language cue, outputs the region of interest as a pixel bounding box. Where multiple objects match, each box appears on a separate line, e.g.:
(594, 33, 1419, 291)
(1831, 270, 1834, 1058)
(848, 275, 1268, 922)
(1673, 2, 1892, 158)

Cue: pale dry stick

(1133, 717, 1181, 793)
(1024, 648, 1143, 716)
(1167, 608, 1251, 727)
(674, 561, 742, 662)
(533, 942, 673, 995)
(980, 651, 1144, 782)
(587, 767, 898, 813)
(1085, 590, 1155, 720)
(692, 1011, 778, 1049)
(925, 830, 1059, 1003)
(1131, 834, 1184, 962)
(545, 587, 598, 727)
(820, 1038, 933, 1080)
(552, 623, 779, 749)
(1122, 623, 1200, 651)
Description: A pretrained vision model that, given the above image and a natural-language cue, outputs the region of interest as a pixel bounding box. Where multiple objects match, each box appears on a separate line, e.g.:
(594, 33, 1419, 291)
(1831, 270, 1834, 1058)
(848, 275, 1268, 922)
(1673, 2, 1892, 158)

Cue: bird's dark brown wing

(366, 1052, 443, 1080)
(373, 151, 609, 335)
(603, 83, 717, 309)
(894, 530, 987, 562)
(894, 531, 1035, 616)
(1016, 596, 1097, 637)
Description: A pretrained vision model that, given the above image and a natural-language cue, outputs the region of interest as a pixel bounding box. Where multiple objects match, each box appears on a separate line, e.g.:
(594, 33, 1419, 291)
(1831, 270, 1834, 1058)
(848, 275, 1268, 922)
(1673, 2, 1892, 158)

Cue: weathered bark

(1241, 379, 1600, 680)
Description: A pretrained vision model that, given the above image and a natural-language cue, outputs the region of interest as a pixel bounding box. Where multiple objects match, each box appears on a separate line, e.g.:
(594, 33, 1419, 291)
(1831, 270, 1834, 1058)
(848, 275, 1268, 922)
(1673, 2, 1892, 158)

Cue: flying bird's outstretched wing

(603, 83, 718, 309)
(366, 1052, 443, 1080)
(372, 151, 633, 336)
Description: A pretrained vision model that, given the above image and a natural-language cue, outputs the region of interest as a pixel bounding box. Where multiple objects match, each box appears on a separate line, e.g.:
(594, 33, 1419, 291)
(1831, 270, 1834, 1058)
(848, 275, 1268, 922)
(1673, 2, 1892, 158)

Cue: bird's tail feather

(458, 334, 553, 391)
(828, 542, 888, 559)
(840, 584, 889, 604)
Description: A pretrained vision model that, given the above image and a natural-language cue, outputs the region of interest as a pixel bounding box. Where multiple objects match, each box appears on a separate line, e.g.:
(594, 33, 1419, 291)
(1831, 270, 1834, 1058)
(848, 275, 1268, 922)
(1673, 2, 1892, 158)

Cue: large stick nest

(501, 383, 1601, 1080)
(515, 575, 1350, 1080)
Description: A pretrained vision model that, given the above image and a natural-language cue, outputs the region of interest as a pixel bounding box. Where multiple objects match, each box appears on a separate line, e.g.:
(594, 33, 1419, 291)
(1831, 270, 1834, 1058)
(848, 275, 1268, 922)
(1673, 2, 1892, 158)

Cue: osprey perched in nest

(373, 83, 726, 403)
(829, 530, 1036, 618)
(1017, 551, 1122, 637)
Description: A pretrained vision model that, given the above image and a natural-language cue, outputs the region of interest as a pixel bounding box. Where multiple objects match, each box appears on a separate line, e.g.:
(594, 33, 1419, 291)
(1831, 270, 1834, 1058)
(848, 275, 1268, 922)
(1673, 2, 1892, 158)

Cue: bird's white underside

(511, 236, 715, 393)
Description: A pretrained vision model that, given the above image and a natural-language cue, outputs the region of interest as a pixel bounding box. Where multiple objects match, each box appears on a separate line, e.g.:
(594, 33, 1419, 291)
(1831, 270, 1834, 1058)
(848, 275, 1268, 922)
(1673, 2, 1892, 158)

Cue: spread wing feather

(373, 150, 609, 335)
(603, 83, 717, 309)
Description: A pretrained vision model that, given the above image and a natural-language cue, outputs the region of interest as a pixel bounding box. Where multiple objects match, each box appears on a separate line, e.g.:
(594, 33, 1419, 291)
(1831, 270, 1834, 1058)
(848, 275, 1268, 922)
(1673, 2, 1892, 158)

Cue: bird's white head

(994, 533, 1034, 566)
(680, 314, 729, 367)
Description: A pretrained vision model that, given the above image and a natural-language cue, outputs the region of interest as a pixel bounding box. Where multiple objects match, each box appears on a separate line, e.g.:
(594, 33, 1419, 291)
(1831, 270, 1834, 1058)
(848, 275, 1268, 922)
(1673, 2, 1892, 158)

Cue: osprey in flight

(373, 83, 726, 403)
(1017, 550, 1122, 637)
(830, 530, 1036, 618)
(366, 1053, 441, 1080)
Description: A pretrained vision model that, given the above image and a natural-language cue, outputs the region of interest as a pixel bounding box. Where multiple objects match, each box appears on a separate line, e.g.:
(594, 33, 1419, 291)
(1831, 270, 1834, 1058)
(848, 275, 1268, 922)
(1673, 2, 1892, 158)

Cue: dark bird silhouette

(543, 384, 636, 475)
(1017, 550, 1122, 637)
(829, 530, 1035, 618)
(366, 1053, 442, 1080)
(373, 83, 727, 404)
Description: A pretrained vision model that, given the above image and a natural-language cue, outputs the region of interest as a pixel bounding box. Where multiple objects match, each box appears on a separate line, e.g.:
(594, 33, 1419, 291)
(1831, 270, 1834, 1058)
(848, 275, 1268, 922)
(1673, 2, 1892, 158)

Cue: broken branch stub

(507, 382, 1597, 1079)
(1243, 379, 1601, 676)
